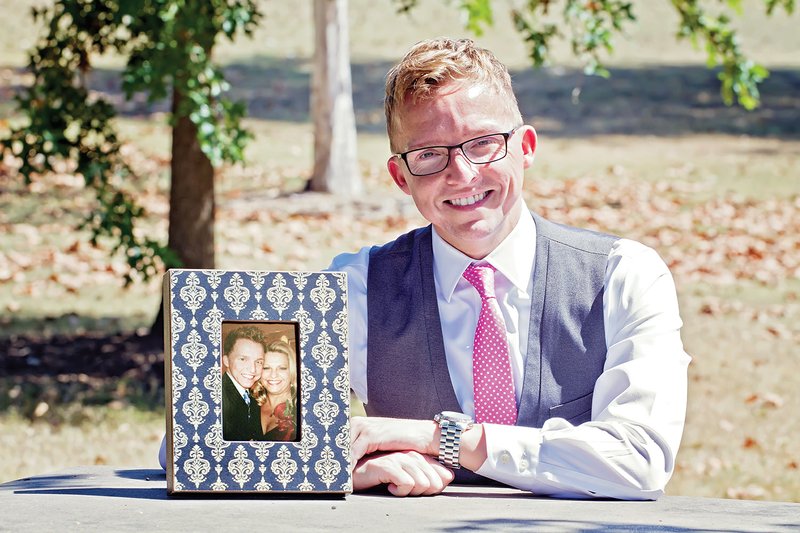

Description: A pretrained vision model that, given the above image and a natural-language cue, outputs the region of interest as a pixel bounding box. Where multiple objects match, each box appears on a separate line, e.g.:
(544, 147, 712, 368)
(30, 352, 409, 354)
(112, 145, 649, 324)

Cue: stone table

(1, 467, 798, 532)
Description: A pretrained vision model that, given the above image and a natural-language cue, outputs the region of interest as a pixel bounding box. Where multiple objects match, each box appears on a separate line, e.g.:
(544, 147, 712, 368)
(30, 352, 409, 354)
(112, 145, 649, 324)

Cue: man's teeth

(450, 192, 487, 206)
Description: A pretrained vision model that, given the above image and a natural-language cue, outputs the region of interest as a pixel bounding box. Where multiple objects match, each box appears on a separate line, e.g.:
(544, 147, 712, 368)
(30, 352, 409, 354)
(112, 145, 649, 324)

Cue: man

(329, 38, 691, 498)
(221, 325, 266, 441)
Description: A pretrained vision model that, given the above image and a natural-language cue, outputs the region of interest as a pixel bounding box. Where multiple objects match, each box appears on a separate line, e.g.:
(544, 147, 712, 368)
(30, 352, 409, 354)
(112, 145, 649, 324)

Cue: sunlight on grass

(0, 409, 164, 483)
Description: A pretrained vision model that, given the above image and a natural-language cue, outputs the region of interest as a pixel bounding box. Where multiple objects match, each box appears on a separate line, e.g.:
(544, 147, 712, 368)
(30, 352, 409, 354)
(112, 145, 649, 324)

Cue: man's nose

(445, 148, 476, 182)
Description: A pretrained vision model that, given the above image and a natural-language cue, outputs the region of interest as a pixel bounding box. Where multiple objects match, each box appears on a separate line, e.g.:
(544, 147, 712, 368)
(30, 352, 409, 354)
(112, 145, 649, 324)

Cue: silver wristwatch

(434, 411, 474, 469)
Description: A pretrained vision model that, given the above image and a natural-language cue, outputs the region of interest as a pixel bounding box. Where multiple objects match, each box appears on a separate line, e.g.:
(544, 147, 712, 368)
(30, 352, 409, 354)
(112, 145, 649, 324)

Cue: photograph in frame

(220, 321, 301, 443)
(164, 269, 351, 494)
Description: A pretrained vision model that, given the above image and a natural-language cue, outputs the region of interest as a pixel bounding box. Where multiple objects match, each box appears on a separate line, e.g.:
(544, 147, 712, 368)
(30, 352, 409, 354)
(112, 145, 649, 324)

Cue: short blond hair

(385, 38, 522, 153)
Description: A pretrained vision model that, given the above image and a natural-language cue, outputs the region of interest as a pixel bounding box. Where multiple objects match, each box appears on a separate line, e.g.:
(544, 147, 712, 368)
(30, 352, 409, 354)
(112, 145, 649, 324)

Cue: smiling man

(329, 38, 691, 498)
(221, 325, 266, 441)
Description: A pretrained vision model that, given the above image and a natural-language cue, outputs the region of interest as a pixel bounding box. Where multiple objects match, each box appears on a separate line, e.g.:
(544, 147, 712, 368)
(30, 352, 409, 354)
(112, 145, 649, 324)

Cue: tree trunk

(150, 87, 216, 339)
(168, 87, 216, 269)
(310, 0, 362, 195)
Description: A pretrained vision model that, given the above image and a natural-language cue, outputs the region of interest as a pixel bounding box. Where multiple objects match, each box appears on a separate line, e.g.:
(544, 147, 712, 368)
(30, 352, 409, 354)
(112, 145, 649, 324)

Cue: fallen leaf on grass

(760, 393, 784, 408)
(742, 437, 760, 449)
(765, 325, 791, 339)
(745, 392, 785, 409)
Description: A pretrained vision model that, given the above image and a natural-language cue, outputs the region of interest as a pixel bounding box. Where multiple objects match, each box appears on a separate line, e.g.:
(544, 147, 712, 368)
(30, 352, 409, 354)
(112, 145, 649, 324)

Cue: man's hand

(350, 416, 439, 463)
(353, 451, 455, 496)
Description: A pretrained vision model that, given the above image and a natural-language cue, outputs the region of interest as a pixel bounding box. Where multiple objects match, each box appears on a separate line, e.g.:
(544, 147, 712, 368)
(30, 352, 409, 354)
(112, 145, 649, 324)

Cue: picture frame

(163, 269, 351, 494)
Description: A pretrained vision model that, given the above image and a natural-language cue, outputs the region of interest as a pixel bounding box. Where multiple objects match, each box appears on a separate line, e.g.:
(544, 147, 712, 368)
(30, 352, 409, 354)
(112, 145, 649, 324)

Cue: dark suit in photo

(222, 372, 262, 441)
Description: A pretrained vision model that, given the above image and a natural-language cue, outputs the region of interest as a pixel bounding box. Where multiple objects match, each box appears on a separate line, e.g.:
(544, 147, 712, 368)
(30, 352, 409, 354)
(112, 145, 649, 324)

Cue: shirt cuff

(475, 423, 544, 488)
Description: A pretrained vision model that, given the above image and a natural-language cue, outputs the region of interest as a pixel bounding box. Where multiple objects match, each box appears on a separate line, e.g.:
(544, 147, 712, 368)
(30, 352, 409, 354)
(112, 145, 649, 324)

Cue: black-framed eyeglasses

(396, 128, 518, 177)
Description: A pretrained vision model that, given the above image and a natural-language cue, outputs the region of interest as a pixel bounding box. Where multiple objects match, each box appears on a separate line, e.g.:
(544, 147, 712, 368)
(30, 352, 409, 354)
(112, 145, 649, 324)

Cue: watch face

(440, 411, 473, 423)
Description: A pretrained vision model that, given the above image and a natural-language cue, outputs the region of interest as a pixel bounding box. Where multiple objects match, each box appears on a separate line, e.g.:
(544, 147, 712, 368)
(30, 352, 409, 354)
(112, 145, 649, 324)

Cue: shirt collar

(227, 372, 249, 397)
(432, 204, 537, 302)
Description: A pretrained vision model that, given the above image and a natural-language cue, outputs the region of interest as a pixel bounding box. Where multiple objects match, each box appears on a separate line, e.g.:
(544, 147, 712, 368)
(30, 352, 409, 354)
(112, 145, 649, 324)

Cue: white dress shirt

(328, 207, 691, 500)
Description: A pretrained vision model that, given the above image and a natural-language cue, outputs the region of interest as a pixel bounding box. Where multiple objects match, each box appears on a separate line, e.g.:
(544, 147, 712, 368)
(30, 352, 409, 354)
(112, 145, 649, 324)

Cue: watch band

(438, 419, 463, 469)
(435, 412, 473, 469)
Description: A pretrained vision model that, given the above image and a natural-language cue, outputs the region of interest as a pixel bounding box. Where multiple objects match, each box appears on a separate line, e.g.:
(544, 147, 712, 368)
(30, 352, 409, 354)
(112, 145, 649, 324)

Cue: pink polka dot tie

(463, 263, 518, 425)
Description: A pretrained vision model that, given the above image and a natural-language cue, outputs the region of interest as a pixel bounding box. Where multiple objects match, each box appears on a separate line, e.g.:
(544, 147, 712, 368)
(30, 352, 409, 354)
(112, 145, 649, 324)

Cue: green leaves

(2, 0, 261, 282)
(671, 0, 771, 110)
(419, 0, 791, 110)
(458, 0, 494, 35)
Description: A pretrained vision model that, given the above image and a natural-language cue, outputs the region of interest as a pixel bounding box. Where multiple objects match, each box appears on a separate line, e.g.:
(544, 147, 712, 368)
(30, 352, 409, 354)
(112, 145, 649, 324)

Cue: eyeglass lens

(405, 133, 508, 176)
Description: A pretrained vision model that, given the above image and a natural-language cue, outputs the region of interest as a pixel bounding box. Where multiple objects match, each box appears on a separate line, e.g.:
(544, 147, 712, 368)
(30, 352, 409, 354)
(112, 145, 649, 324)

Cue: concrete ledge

(2, 467, 798, 532)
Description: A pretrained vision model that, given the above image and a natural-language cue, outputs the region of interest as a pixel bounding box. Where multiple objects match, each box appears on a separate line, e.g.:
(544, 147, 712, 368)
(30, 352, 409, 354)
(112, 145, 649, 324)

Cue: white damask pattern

(203, 365, 222, 407)
(171, 308, 185, 344)
(229, 445, 255, 487)
(332, 309, 348, 347)
(335, 423, 350, 452)
(315, 446, 341, 488)
(311, 330, 337, 378)
(223, 273, 250, 316)
(266, 273, 293, 316)
(172, 365, 187, 402)
(250, 304, 268, 320)
(255, 464, 272, 491)
(300, 366, 317, 406)
(183, 387, 210, 431)
(180, 329, 208, 372)
(173, 423, 188, 459)
(252, 441, 274, 463)
(203, 270, 222, 290)
(293, 304, 314, 346)
(179, 272, 206, 315)
(298, 424, 319, 463)
(184, 445, 211, 488)
(204, 421, 229, 463)
(312, 388, 339, 431)
(247, 271, 266, 291)
(202, 305, 223, 347)
(310, 275, 335, 316)
(271, 445, 298, 488)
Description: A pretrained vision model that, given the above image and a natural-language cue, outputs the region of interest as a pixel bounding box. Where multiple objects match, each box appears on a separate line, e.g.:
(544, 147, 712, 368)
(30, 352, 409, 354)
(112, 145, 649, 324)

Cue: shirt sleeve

(326, 247, 371, 405)
(476, 239, 691, 500)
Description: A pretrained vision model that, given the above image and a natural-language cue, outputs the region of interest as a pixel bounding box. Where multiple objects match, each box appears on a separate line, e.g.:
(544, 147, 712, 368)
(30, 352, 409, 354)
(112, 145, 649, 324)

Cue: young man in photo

(221, 325, 266, 441)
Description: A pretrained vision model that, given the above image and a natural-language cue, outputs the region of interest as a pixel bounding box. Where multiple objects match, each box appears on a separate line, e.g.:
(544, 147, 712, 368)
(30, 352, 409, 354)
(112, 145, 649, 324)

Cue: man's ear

(222, 355, 229, 371)
(520, 125, 538, 169)
(388, 156, 411, 195)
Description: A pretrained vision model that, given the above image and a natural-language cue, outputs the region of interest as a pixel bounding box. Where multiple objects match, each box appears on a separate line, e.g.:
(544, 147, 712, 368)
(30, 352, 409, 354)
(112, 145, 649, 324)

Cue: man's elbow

(604, 441, 675, 500)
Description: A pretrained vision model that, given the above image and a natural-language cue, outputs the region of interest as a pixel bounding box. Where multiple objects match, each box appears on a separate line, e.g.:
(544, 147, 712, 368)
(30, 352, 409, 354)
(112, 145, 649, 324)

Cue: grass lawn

(1, 0, 798, 501)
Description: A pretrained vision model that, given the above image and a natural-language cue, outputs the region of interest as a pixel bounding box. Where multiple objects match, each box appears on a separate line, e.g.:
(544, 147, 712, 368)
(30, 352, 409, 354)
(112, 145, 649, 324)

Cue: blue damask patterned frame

(164, 269, 351, 494)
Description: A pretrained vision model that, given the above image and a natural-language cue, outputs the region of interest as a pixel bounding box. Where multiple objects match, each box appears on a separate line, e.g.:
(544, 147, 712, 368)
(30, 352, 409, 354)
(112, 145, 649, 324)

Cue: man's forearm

(350, 416, 488, 471)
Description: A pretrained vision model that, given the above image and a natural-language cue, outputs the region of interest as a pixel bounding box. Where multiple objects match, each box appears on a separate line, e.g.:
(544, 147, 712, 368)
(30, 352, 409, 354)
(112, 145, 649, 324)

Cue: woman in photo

(251, 339, 298, 441)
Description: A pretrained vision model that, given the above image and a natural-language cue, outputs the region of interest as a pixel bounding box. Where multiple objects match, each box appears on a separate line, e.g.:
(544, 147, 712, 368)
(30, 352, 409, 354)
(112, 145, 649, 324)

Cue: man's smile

(447, 190, 490, 207)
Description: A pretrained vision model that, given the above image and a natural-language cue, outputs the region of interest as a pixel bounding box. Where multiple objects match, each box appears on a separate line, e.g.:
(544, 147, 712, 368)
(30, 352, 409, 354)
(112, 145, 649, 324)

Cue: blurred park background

(0, 0, 798, 501)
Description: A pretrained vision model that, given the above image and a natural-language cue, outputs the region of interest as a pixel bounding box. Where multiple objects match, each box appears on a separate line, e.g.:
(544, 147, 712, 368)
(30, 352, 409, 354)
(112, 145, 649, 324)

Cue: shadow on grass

(0, 323, 164, 416)
(3, 58, 799, 139)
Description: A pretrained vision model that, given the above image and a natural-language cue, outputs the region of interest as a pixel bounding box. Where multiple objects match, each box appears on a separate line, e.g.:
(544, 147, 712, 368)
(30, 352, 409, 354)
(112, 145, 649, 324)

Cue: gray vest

(366, 213, 617, 480)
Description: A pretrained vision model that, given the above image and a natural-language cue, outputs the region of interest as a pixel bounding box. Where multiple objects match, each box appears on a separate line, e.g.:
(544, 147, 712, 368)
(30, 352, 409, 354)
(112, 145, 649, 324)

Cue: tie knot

(463, 263, 497, 300)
